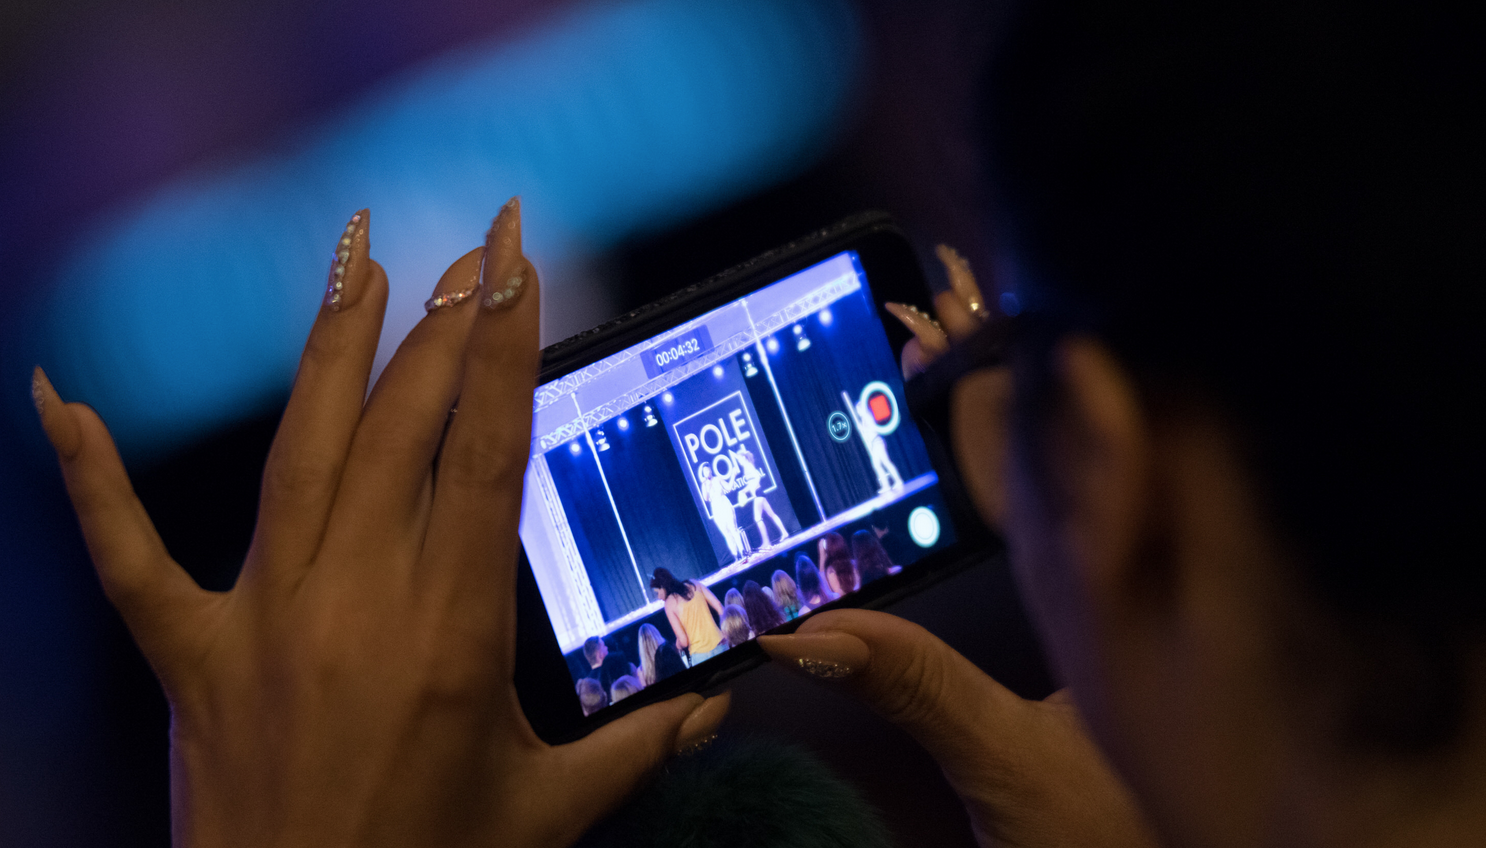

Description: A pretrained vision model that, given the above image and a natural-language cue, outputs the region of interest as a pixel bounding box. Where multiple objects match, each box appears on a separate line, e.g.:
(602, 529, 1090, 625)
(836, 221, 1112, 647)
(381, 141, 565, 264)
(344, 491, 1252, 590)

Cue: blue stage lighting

(18, 0, 863, 460)
(617, 416, 629, 431)
(819, 307, 833, 326)
(569, 441, 584, 456)
(765, 336, 780, 355)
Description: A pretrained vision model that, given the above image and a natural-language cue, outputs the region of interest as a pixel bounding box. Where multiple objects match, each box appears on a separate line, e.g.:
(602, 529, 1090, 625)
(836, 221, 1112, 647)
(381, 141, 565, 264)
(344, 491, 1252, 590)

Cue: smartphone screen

(518, 249, 956, 719)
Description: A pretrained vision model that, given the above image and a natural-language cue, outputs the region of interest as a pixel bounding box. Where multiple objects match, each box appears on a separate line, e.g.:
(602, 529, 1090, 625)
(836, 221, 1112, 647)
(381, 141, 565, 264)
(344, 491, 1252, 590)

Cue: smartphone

(511, 212, 998, 743)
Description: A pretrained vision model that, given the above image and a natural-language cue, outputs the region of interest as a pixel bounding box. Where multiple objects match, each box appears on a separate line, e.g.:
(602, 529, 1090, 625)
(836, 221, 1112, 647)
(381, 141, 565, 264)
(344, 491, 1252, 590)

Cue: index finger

(420, 199, 539, 654)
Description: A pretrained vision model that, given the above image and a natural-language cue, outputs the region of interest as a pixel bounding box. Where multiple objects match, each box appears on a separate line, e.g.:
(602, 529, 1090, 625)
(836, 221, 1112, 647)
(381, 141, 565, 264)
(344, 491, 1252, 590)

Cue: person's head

(742, 579, 786, 634)
(582, 636, 608, 669)
(653, 639, 687, 679)
(636, 623, 663, 686)
(818, 532, 849, 566)
(851, 529, 894, 584)
(576, 677, 607, 716)
(725, 587, 744, 608)
(698, 464, 712, 480)
(819, 533, 858, 595)
(649, 567, 693, 602)
(970, 1, 1483, 841)
(795, 554, 827, 603)
(721, 604, 752, 648)
(609, 675, 642, 704)
(771, 569, 802, 612)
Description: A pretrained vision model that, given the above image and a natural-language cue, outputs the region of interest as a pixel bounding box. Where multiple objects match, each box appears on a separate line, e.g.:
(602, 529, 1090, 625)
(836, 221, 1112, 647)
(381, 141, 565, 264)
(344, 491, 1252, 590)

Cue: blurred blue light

(22, 0, 862, 460)
(765, 336, 780, 354)
(819, 307, 833, 326)
(617, 416, 629, 431)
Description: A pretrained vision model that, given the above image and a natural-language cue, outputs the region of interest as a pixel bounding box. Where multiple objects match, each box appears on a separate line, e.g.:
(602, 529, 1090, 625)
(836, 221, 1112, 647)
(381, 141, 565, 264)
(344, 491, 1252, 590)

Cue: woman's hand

(760, 246, 1157, 847)
(759, 613, 1156, 848)
(33, 201, 727, 848)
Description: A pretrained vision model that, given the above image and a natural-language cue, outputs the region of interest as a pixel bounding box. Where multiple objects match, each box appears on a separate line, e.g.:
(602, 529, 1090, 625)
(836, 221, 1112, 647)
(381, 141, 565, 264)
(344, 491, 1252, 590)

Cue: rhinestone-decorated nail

(797, 658, 854, 679)
(325, 211, 364, 312)
(30, 370, 44, 417)
(425, 284, 478, 312)
(480, 197, 526, 310)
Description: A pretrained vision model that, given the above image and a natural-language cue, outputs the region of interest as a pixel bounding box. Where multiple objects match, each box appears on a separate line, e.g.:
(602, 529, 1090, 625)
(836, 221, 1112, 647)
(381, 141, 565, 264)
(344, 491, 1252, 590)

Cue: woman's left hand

(33, 200, 728, 848)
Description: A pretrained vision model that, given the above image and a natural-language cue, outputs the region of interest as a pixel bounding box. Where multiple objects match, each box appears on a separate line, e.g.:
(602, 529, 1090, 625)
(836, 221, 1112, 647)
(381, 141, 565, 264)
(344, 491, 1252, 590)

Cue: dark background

(0, 1, 1053, 846)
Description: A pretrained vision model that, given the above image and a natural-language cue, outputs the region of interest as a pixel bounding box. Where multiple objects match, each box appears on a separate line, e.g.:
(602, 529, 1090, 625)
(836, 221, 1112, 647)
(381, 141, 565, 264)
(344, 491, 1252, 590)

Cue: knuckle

(262, 455, 339, 505)
(873, 646, 953, 730)
(441, 431, 527, 492)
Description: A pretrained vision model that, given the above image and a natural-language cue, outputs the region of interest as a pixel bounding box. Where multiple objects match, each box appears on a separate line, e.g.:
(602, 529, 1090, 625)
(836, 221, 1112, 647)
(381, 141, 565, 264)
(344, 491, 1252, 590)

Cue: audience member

(851, 529, 900, 585)
(653, 639, 687, 680)
(636, 623, 664, 687)
(724, 588, 744, 609)
(771, 569, 808, 620)
(583, 636, 635, 692)
(609, 675, 642, 705)
(795, 553, 833, 608)
(720, 604, 753, 649)
(817, 532, 858, 596)
(651, 567, 726, 664)
(742, 579, 786, 634)
(575, 677, 608, 717)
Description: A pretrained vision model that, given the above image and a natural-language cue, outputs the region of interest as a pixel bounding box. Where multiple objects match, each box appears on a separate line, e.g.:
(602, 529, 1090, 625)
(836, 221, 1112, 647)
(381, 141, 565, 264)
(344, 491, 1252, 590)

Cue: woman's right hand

(760, 613, 1157, 848)
(758, 247, 1158, 847)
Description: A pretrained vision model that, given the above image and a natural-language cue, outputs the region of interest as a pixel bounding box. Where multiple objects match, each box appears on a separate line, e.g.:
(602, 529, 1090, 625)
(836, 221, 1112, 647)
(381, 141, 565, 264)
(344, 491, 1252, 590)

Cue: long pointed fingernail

(673, 691, 731, 755)
(936, 243, 989, 319)
(325, 209, 369, 312)
(757, 632, 871, 681)
(885, 302, 949, 353)
(31, 367, 45, 417)
(425, 247, 484, 312)
(481, 196, 525, 310)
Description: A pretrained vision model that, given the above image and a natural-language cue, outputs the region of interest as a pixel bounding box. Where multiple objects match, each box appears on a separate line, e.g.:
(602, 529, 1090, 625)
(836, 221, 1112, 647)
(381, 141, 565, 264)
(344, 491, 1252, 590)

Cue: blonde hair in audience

(637, 623, 663, 687)
(721, 604, 753, 648)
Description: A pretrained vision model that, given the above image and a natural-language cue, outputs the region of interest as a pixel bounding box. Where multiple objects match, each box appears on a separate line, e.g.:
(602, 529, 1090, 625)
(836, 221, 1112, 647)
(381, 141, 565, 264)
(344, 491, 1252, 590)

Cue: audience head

(771, 569, 803, 615)
(725, 588, 744, 608)
(852, 529, 895, 584)
(653, 640, 687, 679)
(649, 567, 693, 601)
(636, 623, 663, 687)
(582, 636, 607, 669)
(796, 553, 827, 604)
(609, 675, 642, 704)
(721, 604, 752, 648)
(576, 677, 607, 716)
(742, 579, 786, 634)
(820, 533, 858, 595)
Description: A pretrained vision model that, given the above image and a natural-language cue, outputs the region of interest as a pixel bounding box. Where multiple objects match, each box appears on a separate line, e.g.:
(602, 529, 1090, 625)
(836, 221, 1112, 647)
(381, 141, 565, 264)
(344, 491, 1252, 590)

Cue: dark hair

(650, 567, 694, 601)
(986, 1, 1481, 751)
(582, 636, 605, 667)
(742, 580, 786, 634)
(851, 530, 894, 584)
(654, 640, 687, 679)
(796, 554, 828, 605)
(819, 533, 858, 595)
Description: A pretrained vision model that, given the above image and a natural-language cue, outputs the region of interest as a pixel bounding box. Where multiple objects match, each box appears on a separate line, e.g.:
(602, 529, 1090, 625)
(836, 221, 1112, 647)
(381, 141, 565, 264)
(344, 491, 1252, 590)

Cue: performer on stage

(843, 390, 904, 493)
(733, 446, 788, 550)
(697, 463, 744, 561)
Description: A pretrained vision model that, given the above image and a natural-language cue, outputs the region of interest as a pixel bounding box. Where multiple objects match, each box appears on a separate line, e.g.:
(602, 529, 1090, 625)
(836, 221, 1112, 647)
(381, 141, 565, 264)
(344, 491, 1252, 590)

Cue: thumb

(549, 691, 730, 835)
(758, 609, 1031, 798)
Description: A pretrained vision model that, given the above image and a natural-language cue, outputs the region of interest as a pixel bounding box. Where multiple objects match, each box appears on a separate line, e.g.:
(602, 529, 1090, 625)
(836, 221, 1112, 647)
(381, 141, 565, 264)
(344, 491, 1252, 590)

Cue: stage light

(818, 307, 833, 326)
(765, 336, 780, 354)
(569, 441, 584, 456)
(662, 391, 675, 404)
(793, 324, 811, 351)
(712, 364, 725, 379)
(741, 351, 759, 377)
(20, 0, 867, 460)
(617, 416, 629, 431)
(594, 428, 611, 451)
(643, 404, 658, 427)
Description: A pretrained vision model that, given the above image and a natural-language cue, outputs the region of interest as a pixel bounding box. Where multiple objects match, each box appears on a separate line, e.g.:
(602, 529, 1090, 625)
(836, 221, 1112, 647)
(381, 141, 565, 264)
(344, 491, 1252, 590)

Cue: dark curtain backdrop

(741, 350, 824, 528)
(545, 440, 647, 622)
(659, 358, 800, 567)
(761, 288, 934, 518)
(596, 409, 717, 589)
